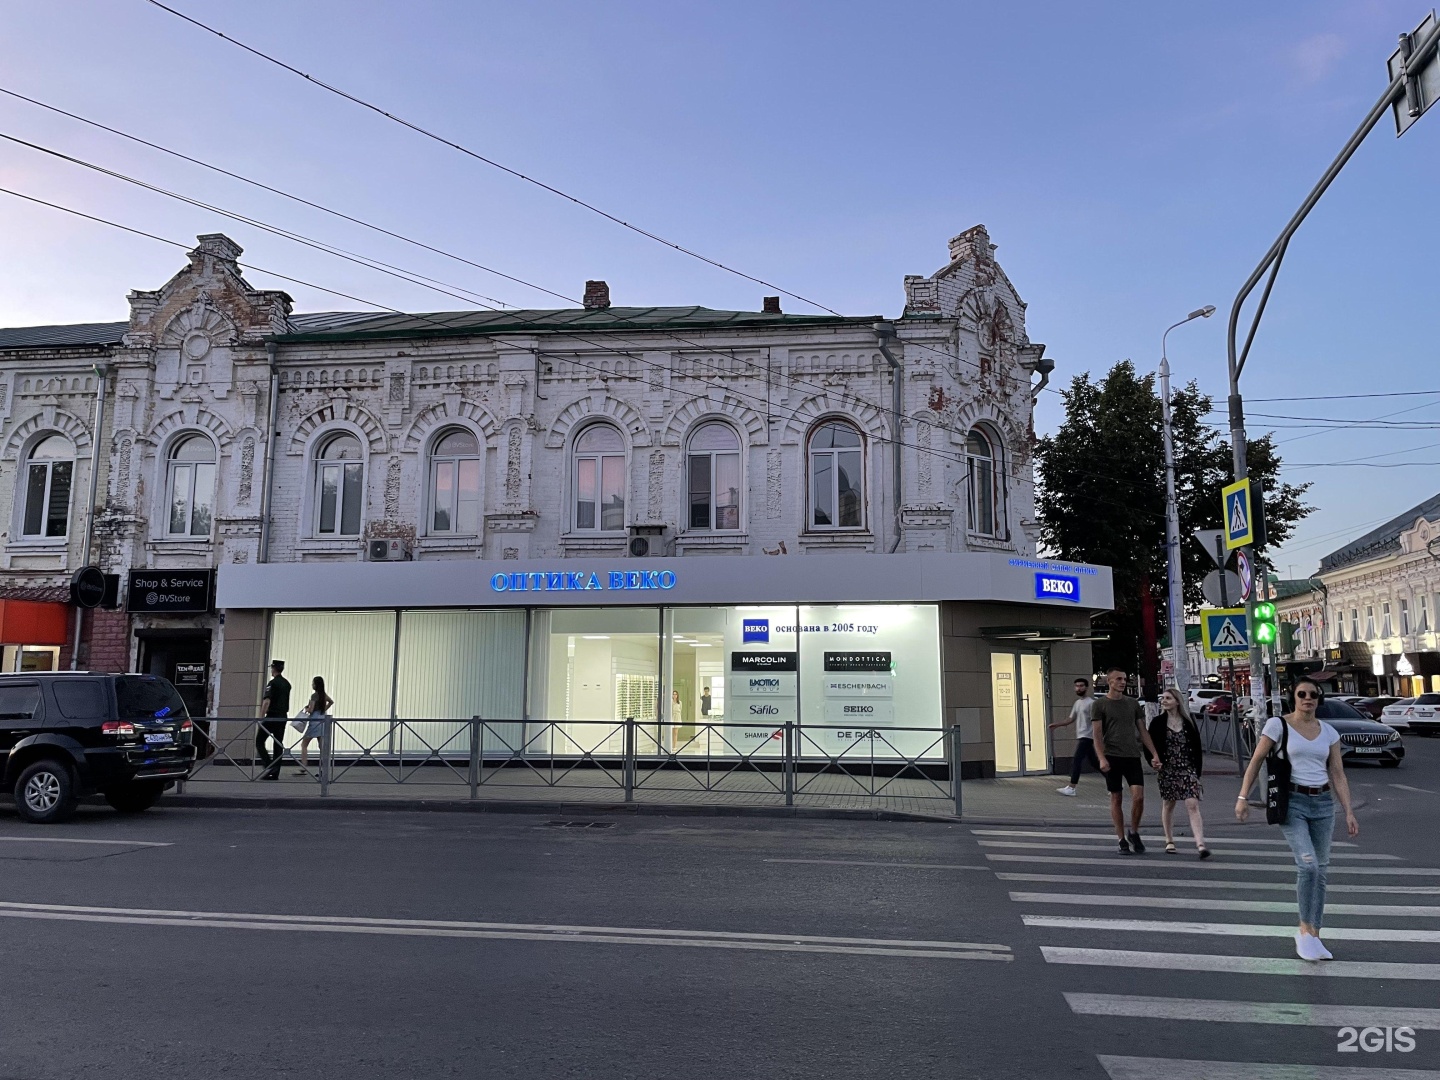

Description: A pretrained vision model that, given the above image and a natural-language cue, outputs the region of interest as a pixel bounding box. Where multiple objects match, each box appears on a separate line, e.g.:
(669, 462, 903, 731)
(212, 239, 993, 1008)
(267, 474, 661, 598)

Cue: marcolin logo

(742, 619, 769, 644)
(1034, 572, 1081, 603)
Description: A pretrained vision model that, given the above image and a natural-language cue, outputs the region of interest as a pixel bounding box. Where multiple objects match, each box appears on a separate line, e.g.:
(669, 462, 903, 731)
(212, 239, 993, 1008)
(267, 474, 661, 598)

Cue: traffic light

(1253, 601, 1278, 646)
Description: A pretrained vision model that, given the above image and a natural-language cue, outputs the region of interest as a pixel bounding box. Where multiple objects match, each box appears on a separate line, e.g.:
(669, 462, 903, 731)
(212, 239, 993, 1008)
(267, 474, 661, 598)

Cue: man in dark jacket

(257, 660, 291, 781)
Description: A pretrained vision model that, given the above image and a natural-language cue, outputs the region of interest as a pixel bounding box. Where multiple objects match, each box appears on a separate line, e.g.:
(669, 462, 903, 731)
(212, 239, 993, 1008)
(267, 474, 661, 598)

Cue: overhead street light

(1160, 304, 1216, 696)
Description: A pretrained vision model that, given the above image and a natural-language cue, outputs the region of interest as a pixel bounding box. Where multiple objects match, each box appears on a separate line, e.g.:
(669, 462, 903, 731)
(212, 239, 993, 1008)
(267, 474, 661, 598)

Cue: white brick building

(0, 227, 1113, 778)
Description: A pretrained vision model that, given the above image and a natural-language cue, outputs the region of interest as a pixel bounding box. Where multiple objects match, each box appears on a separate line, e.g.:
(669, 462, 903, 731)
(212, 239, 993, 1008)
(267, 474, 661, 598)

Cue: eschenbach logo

(1035, 572, 1081, 603)
(742, 619, 769, 644)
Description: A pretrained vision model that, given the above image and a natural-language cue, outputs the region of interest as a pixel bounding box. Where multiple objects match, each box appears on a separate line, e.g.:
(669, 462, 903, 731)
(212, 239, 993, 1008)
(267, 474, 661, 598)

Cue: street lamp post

(1160, 306, 1216, 697)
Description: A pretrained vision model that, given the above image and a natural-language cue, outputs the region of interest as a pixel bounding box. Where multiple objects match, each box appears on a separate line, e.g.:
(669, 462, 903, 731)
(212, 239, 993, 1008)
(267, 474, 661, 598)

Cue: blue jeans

(1279, 791, 1336, 929)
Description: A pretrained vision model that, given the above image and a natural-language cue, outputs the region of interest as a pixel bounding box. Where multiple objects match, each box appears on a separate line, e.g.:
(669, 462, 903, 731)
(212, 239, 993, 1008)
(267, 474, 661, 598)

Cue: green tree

(1033, 361, 1312, 689)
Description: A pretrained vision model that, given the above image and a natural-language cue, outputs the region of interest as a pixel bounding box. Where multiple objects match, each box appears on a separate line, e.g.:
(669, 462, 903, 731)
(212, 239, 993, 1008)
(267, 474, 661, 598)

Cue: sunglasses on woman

(1295, 690, 1319, 700)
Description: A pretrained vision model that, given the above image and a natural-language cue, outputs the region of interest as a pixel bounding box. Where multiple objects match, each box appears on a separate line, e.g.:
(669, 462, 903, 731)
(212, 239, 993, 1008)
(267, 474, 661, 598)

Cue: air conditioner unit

(367, 538, 411, 562)
(628, 525, 668, 557)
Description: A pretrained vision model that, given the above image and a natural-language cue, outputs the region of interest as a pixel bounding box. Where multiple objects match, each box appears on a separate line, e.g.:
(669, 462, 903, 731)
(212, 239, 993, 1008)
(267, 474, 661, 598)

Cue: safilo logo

(743, 619, 769, 643)
(1035, 573, 1081, 602)
(748, 703, 780, 716)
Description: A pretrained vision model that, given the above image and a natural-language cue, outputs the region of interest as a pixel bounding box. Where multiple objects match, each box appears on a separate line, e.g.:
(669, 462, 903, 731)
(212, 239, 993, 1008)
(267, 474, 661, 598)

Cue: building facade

(1279, 493, 1440, 697)
(0, 227, 1112, 777)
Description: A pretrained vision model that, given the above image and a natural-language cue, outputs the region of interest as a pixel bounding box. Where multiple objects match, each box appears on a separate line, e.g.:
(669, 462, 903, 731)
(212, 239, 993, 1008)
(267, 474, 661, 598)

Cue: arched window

(313, 432, 364, 537)
(807, 420, 863, 530)
(966, 428, 1005, 537)
(687, 421, 741, 531)
(429, 427, 481, 535)
(572, 423, 626, 532)
(21, 433, 75, 538)
(165, 434, 217, 537)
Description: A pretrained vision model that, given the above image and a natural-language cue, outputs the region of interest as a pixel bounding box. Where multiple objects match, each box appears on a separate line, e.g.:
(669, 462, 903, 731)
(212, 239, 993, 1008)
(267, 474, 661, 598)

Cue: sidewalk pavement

(162, 751, 1242, 826)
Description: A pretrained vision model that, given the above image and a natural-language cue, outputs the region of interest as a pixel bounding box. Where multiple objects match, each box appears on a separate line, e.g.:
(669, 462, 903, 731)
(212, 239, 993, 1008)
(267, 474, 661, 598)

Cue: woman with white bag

(292, 676, 334, 777)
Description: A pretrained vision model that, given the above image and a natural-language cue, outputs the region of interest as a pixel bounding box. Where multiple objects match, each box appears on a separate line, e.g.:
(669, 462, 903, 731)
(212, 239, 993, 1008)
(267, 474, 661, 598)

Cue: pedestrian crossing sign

(1202, 607, 1250, 658)
(1222, 478, 1254, 549)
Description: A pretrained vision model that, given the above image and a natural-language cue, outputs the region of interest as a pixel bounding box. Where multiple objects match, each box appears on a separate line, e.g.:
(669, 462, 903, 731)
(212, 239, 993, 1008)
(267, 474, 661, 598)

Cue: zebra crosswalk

(978, 824, 1440, 1078)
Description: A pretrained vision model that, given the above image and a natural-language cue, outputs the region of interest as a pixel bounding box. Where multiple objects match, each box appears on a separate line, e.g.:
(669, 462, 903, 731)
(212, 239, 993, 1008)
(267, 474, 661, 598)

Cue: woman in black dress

(1148, 688, 1209, 858)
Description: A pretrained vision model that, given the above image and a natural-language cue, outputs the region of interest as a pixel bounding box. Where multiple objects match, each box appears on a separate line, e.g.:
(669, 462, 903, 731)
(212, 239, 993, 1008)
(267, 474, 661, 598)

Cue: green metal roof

(0, 321, 126, 351)
(277, 305, 863, 344)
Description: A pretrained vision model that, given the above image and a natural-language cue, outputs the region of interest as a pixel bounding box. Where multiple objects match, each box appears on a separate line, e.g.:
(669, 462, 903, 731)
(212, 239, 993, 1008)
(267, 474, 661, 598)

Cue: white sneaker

(1306, 933, 1333, 960)
(1056, 785, 1077, 796)
(1295, 932, 1323, 962)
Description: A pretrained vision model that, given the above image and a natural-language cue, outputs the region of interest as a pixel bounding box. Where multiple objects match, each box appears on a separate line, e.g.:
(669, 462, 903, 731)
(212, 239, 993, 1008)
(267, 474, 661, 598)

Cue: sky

(0, 0, 1436, 576)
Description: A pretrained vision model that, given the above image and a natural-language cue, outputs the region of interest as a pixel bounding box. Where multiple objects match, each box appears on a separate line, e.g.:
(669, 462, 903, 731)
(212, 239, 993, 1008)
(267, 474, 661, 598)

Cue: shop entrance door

(137, 631, 212, 719)
(989, 651, 1049, 776)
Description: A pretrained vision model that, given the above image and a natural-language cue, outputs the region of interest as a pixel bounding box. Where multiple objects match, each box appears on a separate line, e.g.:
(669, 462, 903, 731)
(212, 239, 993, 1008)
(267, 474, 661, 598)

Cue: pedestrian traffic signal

(1253, 601, 1278, 646)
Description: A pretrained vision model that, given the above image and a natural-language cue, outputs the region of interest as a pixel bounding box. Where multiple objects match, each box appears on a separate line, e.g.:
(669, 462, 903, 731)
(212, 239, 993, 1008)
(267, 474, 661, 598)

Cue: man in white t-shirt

(1051, 677, 1098, 796)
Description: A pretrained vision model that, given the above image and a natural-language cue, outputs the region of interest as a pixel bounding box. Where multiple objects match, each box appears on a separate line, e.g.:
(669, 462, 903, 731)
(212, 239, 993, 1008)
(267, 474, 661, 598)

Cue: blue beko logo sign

(1035, 572, 1081, 603)
(743, 619, 770, 643)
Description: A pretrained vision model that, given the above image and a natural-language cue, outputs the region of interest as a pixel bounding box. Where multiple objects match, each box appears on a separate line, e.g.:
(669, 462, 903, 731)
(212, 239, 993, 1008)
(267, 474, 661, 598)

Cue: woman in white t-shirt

(1235, 678, 1358, 962)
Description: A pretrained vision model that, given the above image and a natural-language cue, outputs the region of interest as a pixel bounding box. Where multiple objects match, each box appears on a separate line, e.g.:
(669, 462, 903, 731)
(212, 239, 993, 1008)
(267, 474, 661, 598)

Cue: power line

(139, 0, 843, 317)
(0, 102, 1036, 441)
(1247, 390, 1440, 402)
(132, 3, 1068, 405)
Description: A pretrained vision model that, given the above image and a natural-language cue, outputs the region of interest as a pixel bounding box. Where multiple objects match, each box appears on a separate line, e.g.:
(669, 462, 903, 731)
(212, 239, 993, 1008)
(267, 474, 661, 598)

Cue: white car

(1380, 698, 1415, 732)
(1388, 693, 1440, 736)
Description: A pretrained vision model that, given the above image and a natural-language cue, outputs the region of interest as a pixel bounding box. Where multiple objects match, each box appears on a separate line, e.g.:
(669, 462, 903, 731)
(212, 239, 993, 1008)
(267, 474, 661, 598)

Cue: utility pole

(1160, 306, 1215, 695)
(1225, 12, 1440, 721)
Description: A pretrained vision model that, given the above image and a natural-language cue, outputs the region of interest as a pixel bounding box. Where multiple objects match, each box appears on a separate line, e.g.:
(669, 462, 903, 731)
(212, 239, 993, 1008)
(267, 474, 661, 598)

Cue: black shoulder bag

(1264, 718, 1291, 826)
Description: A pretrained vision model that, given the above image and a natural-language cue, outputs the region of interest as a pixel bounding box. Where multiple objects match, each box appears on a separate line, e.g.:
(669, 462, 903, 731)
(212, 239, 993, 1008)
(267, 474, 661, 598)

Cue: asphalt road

(1, 738, 1439, 1079)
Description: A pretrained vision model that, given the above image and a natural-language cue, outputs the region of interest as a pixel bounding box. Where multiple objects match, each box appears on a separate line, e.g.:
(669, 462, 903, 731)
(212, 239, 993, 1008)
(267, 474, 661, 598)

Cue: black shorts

(1103, 755, 1144, 793)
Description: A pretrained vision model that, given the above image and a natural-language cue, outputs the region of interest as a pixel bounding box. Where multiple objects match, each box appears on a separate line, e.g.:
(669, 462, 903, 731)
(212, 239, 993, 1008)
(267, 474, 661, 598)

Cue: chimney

(762, 296, 782, 314)
(583, 280, 611, 309)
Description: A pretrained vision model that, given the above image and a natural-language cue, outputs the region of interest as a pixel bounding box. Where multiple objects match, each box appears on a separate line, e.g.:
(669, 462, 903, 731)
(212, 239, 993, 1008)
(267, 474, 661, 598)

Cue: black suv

(0, 672, 197, 824)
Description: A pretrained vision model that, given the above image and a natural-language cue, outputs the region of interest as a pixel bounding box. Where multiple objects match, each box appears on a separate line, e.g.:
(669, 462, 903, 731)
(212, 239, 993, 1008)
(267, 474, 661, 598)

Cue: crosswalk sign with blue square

(1222, 478, 1254, 550)
(1202, 607, 1250, 658)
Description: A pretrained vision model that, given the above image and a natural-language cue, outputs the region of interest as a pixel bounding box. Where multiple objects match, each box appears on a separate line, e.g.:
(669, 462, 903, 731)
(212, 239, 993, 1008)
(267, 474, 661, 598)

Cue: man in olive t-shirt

(1092, 669, 1161, 854)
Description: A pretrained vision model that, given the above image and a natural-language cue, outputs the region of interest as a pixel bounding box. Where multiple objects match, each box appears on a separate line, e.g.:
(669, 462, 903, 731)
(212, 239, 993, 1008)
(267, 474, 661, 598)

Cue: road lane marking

(1012, 892, 1440, 917)
(985, 854, 1440, 875)
(970, 829, 1355, 848)
(1391, 783, 1438, 795)
(1099, 1054, 1440, 1080)
(1043, 946, 1440, 980)
(1024, 914, 1440, 942)
(978, 840, 1398, 860)
(0, 836, 172, 847)
(0, 900, 1010, 960)
(1067, 992, 1440, 1029)
(763, 858, 990, 871)
(997, 873, 1440, 895)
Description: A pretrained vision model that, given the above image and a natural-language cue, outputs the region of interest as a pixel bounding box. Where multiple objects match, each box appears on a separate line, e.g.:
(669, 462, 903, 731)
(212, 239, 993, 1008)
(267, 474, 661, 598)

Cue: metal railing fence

(183, 717, 963, 814)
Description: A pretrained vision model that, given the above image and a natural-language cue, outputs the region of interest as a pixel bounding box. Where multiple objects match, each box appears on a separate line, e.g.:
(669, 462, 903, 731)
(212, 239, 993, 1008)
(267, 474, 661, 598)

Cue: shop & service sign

(126, 569, 213, 613)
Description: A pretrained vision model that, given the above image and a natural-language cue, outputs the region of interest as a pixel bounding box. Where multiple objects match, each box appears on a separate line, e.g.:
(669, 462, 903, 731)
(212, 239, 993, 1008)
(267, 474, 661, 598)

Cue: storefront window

(664, 605, 797, 757)
(394, 609, 525, 754)
(797, 604, 943, 760)
(529, 607, 660, 754)
(269, 611, 396, 753)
